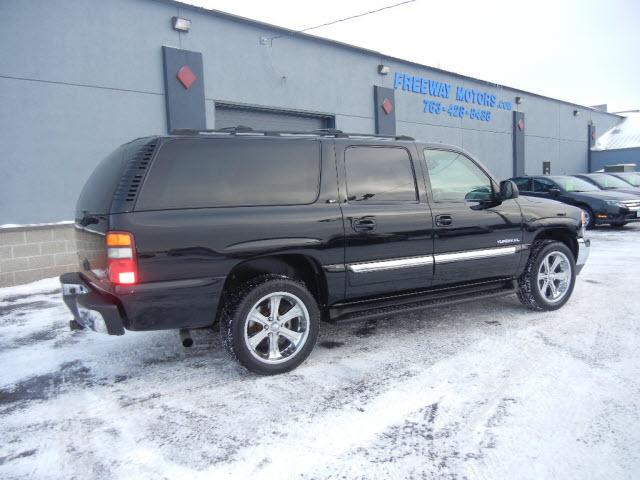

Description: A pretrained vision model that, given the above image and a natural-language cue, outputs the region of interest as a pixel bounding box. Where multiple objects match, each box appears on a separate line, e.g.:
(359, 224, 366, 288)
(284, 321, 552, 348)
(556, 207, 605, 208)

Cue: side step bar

(329, 280, 515, 323)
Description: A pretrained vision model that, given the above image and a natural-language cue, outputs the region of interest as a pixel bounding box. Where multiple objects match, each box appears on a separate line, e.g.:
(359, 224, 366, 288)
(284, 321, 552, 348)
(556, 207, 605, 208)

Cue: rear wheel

(517, 240, 576, 311)
(220, 276, 319, 375)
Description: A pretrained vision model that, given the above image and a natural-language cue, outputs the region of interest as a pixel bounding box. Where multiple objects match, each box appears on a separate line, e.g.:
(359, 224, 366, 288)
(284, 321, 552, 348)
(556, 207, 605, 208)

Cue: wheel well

(533, 228, 578, 260)
(218, 255, 328, 318)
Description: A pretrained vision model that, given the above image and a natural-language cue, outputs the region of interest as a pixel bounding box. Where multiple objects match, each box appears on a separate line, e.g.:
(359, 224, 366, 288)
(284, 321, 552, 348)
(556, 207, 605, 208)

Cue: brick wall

(0, 224, 79, 287)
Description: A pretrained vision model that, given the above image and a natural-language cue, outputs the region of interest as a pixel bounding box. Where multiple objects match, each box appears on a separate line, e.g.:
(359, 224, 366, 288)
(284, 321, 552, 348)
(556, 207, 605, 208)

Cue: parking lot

(1, 225, 639, 480)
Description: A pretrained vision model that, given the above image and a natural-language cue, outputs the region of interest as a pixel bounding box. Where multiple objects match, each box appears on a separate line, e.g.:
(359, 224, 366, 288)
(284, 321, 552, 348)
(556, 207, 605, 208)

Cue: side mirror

(499, 180, 519, 200)
(548, 188, 561, 197)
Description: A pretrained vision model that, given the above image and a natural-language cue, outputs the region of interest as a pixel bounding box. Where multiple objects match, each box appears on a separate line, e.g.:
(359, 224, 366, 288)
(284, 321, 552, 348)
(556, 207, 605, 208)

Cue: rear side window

(512, 177, 531, 191)
(136, 138, 321, 210)
(533, 178, 557, 192)
(76, 143, 129, 216)
(344, 147, 417, 202)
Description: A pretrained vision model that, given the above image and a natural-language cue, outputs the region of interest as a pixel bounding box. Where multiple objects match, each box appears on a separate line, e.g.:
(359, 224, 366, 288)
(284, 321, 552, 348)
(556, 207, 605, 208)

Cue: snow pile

(1, 227, 640, 479)
(593, 111, 640, 151)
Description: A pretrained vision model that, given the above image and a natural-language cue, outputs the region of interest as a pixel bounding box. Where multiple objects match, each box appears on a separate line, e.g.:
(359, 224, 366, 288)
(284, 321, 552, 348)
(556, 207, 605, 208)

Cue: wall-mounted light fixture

(515, 96, 523, 105)
(172, 16, 191, 32)
(378, 64, 391, 75)
(573, 109, 580, 117)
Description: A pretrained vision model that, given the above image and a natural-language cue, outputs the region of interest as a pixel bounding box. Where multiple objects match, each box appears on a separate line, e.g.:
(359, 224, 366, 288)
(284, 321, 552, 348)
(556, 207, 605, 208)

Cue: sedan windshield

(616, 173, 640, 187)
(587, 174, 636, 189)
(553, 177, 600, 192)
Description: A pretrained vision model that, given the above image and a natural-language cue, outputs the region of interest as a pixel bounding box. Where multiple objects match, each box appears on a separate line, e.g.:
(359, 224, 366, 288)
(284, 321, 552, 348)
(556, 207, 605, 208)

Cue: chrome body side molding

(325, 245, 526, 274)
(434, 246, 518, 264)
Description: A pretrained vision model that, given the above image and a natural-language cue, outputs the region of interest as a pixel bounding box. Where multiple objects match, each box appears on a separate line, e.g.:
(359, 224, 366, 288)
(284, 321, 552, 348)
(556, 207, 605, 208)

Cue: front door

(422, 148, 524, 285)
(337, 143, 435, 299)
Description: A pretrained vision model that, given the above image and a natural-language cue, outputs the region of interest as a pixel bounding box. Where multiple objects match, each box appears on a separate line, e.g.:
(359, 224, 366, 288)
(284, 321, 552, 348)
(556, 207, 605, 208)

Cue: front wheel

(221, 276, 320, 375)
(580, 206, 595, 229)
(517, 240, 576, 311)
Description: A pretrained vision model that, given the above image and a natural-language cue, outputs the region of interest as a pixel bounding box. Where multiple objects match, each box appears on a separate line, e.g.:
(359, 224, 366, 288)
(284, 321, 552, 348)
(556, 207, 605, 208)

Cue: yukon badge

(497, 238, 520, 245)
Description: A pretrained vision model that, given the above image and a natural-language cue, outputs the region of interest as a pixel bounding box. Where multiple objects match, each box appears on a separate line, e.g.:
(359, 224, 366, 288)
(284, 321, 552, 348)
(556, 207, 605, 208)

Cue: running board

(329, 279, 515, 323)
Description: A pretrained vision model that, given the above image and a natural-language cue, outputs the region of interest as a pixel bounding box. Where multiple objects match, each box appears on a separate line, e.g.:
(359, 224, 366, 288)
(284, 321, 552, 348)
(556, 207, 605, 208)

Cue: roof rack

(171, 126, 414, 141)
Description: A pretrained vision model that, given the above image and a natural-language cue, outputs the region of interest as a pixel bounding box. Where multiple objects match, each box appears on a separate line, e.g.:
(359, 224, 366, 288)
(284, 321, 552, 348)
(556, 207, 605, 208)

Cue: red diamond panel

(177, 65, 197, 89)
(517, 118, 525, 131)
(382, 98, 393, 115)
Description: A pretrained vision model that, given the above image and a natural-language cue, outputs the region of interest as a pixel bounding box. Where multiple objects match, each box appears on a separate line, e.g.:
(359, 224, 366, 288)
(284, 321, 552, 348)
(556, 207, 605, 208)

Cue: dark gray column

(374, 86, 396, 136)
(513, 111, 525, 176)
(162, 46, 206, 133)
(588, 123, 596, 172)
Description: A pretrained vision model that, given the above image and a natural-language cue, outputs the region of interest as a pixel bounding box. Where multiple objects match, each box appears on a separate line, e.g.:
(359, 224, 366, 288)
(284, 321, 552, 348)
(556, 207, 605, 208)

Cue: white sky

(182, 0, 639, 112)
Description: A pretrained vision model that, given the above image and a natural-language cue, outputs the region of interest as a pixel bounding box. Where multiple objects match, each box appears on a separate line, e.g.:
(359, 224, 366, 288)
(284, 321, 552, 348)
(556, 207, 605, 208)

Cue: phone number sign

(394, 72, 513, 122)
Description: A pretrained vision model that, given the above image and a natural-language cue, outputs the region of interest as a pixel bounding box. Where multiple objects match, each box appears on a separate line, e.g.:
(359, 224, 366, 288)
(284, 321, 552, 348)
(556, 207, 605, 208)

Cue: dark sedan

(511, 175, 640, 228)
(607, 171, 640, 188)
(574, 173, 640, 197)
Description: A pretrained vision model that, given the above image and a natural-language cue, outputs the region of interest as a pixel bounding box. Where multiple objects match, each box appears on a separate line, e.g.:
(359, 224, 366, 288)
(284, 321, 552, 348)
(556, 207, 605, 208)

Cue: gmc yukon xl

(61, 128, 590, 374)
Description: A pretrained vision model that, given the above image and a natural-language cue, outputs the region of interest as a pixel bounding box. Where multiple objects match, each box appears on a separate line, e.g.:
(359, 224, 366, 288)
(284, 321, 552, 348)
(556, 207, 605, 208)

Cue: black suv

(62, 129, 589, 374)
(512, 175, 640, 228)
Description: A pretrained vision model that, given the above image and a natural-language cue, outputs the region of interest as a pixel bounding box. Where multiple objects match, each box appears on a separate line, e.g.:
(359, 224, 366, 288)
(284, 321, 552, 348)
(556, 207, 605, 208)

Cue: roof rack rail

(171, 126, 414, 141)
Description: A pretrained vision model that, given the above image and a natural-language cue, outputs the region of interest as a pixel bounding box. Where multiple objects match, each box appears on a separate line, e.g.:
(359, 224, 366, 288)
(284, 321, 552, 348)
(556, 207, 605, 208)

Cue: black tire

(516, 240, 576, 311)
(220, 275, 320, 375)
(579, 206, 595, 229)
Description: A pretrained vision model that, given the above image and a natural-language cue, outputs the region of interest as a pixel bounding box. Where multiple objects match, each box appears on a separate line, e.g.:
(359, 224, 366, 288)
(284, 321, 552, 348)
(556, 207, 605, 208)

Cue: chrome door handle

(435, 215, 453, 227)
(352, 217, 377, 232)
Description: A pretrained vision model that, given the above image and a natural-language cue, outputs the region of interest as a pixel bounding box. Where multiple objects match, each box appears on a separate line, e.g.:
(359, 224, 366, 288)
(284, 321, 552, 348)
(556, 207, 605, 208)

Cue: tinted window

(587, 174, 634, 189)
(513, 177, 531, 191)
(75, 140, 145, 217)
(533, 178, 557, 193)
(552, 177, 599, 192)
(344, 147, 417, 202)
(617, 173, 640, 187)
(137, 138, 321, 210)
(424, 150, 493, 202)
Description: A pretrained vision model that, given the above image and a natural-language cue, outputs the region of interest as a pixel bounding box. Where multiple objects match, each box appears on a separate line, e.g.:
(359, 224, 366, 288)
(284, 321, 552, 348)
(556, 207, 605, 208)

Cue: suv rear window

(136, 138, 321, 210)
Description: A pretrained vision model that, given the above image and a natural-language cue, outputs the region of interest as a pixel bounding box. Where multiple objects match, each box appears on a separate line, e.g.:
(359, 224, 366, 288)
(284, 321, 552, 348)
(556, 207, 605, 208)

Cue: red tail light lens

(106, 232, 138, 285)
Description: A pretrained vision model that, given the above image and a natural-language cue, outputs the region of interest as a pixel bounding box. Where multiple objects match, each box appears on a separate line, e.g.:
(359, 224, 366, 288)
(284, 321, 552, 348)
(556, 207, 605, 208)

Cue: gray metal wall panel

(0, 77, 165, 224)
(214, 106, 329, 131)
(524, 136, 560, 175)
(591, 149, 640, 171)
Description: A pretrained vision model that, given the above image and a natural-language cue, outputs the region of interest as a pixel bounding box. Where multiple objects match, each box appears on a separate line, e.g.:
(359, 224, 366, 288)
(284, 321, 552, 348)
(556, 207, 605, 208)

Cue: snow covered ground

(1, 227, 639, 480)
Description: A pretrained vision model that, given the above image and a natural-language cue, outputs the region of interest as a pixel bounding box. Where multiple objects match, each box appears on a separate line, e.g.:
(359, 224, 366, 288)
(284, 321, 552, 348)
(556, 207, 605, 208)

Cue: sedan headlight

(605, 200, 626, 208)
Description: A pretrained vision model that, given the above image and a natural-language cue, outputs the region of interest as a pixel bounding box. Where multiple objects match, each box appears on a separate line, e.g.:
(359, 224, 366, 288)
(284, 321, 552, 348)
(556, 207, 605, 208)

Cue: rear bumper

(60, 272, 125, 335)
(575, 238, 590, 275)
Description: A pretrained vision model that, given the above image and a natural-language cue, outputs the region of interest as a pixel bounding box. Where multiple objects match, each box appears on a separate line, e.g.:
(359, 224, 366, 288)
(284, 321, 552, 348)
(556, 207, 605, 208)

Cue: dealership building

(0, 0, 624, 286)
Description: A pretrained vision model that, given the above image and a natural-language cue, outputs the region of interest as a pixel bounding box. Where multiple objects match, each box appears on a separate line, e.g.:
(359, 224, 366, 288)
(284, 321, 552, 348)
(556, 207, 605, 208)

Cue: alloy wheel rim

(582, 208, 591, 226)
(243, 292, 310, 364)
(537, 251, 572, 303)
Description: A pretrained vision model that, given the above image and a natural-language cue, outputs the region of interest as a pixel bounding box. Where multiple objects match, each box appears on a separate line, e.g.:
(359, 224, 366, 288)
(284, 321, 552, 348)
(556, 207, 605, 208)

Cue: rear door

(422, 148, 524, 285)
(336, 141, 434, 299)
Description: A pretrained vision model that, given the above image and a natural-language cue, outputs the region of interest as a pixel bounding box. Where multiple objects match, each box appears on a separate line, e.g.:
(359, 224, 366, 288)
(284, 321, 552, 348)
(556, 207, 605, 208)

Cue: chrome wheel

(243, 292, 310, 365)
(537, 251, 572, 303)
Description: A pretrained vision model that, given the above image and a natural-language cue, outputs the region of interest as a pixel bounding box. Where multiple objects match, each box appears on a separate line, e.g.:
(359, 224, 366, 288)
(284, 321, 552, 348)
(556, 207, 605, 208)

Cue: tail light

(106, 231, 138, 285)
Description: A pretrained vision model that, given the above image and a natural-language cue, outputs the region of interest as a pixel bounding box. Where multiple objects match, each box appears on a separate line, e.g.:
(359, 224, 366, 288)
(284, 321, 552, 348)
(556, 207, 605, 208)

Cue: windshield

(553, 177, 600, 192)
(587, 174, 635, 189)
(616, 173, 640, 187)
